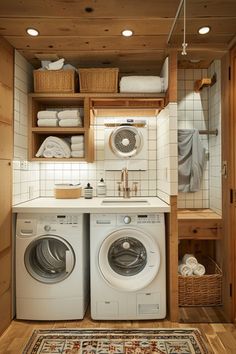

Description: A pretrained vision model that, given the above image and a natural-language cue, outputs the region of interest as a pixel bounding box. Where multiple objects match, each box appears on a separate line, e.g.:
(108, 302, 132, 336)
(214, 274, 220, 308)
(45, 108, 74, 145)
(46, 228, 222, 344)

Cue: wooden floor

(0, 309, 236, 354)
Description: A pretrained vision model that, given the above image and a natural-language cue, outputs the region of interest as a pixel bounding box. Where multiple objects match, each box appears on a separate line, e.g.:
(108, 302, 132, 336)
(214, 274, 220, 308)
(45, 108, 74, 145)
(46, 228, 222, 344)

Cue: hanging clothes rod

(199, 129, 218, 136)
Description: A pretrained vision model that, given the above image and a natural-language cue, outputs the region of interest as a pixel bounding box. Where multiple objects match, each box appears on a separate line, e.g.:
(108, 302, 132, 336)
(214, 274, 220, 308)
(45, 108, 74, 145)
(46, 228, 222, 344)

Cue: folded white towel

(59, 118, 82, 127)
(46, 58, 65, 71)
(42, 148, 54, 158)
(71, 135, 84, 144)
(71, 143, 84, 151)
(36, 136, 71, 158)
(37, 119, 58, 127)
(120, 76, 165, 93)
(71, 150, 84, 158)
(37, 111, 58, 119)
(182, 254, 198, 269)
(193, 263, 206, 276)
(58, 110, 81, 119)
(178, 263, 193, 276)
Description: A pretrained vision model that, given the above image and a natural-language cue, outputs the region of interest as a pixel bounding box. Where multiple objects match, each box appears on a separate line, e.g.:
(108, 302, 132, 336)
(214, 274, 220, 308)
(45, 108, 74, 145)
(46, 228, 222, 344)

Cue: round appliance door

(109, 126, 143, 158)
(24, 235, 75, 284)
(99, 228, 160, 291)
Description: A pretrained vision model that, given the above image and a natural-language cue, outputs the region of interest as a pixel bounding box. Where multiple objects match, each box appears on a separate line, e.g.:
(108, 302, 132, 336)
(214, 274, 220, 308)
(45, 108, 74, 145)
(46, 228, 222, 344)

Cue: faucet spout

(121, 167, 130, 198)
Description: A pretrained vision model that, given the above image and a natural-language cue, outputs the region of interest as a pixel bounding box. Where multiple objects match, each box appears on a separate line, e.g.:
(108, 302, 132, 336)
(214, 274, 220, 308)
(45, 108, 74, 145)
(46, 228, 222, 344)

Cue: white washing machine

(104, 118, 148, 171)
(90, 213, 166, 320)
(16, 213, 89, 320)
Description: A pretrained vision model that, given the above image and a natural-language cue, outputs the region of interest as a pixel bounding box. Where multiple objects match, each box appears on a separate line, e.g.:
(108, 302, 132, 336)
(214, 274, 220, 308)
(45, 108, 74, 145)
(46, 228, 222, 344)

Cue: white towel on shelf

(71, 143, 84, 151)
(37, 111, 58, 119)
(71, 135, 84, 144)
(178, 263, 193, 276)
(37, 119, 58, 127)
(193, 263, 206, 276)
(71, 150, 84, 158)
(59, 118, 82, 127)
(58, 109, 82, 119)
(36, 136, 71, 158)
(42, 148, 54, 158)
(119, 76, 164, 93)
(182, 254, 198, 269)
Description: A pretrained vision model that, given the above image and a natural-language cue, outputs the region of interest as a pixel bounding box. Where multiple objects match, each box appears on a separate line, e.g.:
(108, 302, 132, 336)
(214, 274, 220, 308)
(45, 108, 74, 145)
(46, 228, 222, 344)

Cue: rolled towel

(42, 148, 54, 158)
(182, 254, 198, 269)
(37, 119, 58, 127)
(71, 150, 84, 158)
(71, 135, 84, 144)
(59, 118, 82, 127)
(71, 143, 84, 151)
(178, 263, 193, 276)
(36, 136, 71, 158)
(193, 263, 206, 276)
(58, 109, 81, 119)
(120, 76, 165, 93)
(37, 111, 58, 119)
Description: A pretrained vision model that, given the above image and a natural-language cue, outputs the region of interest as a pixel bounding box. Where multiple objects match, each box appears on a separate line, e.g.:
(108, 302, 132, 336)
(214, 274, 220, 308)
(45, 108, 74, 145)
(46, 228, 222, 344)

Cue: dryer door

(99, 228, 161, 291)
(24, 235, 75, 284)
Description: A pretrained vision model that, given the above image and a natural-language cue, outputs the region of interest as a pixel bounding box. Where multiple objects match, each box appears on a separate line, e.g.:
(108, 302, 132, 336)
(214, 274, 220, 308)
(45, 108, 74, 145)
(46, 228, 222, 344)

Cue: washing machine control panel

(38, 214, 81, 225)
(117, 214, 161, 225)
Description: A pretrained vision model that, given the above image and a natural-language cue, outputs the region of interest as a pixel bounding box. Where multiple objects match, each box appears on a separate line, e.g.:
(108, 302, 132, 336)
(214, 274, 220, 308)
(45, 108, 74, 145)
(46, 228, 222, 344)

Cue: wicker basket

(33, 70, 78, 93)
(78, 68, 119, 93)
(178, 257, 222, 307)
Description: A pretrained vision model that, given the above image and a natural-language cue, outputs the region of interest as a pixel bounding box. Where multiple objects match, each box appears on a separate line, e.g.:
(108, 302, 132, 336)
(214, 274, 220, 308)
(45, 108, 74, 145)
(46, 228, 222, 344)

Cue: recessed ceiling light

(189, 59, 201, 63)
(121, 29, 133, 37)
(26, 28, 39, 36)
(198, 26, 210, 35)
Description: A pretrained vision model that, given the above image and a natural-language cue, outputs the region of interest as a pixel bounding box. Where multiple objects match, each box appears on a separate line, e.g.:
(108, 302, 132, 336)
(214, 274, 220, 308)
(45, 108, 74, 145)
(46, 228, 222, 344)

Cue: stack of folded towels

(71, 135, 84, 158)
(36, 136, 71, 158)
(58, 109, 83, 127)
(178, 253, 206, 276)
(37, 111, 58, 127)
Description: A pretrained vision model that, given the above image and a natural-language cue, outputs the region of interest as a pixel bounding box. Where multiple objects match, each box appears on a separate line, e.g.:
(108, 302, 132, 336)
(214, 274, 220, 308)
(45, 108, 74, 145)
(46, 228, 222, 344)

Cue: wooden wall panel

(0, 83, 13, 125)
(0, 160, 12, 252)
(0, 36, 14, 89)
(0, 123, 13, 160)
(0, 249, 11, 296)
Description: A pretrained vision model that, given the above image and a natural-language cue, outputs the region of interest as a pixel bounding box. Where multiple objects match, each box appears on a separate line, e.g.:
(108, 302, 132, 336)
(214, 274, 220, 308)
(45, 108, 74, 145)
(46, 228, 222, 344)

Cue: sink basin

(101, 198, 149, 205)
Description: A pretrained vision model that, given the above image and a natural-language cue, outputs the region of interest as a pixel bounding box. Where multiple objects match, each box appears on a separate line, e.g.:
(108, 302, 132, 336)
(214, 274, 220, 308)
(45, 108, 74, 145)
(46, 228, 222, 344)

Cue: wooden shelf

(178, 209, 222, 240)
(194, 74, 217, 92)
(31, 127, 86, 133)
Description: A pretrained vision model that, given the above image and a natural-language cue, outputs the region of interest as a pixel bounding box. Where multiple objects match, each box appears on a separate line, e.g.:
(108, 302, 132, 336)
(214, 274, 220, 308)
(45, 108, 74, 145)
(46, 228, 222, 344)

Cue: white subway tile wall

(177, 62, 222, 213)
(208, 60, 222, 215)
(156, 103, 178, 204)
(177, 67, 210, 209)
(39, 115, 160, 197)
(13, 51, 40, 205)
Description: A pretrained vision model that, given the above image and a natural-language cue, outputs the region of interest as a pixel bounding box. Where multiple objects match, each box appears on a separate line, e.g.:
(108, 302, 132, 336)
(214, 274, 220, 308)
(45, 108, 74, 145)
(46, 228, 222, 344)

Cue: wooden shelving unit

(28, 93, 165, 162)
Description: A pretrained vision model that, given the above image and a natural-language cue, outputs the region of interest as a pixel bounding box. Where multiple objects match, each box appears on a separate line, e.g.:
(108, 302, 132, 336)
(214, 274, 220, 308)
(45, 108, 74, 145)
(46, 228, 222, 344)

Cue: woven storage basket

(78, 68, 119, 93)
(178, 257, 222, 307)
(34, 70, 78, 93)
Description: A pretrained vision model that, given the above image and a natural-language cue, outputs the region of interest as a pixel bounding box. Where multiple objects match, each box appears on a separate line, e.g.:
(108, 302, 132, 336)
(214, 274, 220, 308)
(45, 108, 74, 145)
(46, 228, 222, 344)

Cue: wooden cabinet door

(0, 83, 13, 125)
(0, 160, 12, 252)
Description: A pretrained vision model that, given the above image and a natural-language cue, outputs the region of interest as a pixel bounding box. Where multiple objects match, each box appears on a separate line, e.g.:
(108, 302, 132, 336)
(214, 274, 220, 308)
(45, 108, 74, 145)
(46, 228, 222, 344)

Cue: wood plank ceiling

(0, 0, 235, 75)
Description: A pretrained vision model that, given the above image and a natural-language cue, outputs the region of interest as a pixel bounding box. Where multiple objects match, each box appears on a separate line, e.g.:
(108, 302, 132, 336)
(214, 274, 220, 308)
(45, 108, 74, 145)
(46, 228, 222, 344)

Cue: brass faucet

(121, 167, 130, 198)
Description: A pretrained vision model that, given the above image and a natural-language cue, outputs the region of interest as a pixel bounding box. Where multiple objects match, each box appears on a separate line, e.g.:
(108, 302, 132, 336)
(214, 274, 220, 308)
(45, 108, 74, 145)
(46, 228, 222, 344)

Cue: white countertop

(12, 197, 170, 214)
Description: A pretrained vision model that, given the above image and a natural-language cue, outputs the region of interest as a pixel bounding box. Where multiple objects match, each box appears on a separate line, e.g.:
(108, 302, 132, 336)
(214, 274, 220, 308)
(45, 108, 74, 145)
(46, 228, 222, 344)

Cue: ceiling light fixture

(26, 28, 39, 37)
(198, 26, 210, 35)
(121, 29, 133, 37)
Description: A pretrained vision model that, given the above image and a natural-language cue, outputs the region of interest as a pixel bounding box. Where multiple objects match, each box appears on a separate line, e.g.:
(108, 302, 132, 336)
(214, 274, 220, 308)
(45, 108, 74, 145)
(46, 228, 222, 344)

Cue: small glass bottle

(84, 183, 93, 199)
(97, 178, 107, 197)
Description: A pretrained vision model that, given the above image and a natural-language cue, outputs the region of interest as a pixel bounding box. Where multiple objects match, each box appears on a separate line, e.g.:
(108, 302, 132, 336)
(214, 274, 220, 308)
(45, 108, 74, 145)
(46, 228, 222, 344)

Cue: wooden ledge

(178, 208, 222, 220)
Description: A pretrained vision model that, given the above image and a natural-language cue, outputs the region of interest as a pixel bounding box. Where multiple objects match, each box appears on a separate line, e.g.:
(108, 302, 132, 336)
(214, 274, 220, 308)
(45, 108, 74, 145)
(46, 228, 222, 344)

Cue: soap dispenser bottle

(97, 178, 107, 197)
(84, 183, 93, 199)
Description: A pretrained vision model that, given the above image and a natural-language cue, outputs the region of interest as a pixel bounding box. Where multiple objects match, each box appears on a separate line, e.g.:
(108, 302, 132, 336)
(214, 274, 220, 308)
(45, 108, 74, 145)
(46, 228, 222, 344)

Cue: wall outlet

(20, 160, 28, 170)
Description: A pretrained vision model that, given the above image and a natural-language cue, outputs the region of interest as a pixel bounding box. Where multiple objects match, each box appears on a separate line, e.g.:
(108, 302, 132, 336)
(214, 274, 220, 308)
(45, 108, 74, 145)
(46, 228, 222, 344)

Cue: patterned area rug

(22, 328, 210, 354)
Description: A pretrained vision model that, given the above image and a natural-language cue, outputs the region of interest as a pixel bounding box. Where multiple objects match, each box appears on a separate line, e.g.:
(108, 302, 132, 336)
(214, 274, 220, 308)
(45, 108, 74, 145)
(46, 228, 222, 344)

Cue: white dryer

(104, 118, 148, 171)
(16, 213, 89, 320)
(90, 213, 166, 320)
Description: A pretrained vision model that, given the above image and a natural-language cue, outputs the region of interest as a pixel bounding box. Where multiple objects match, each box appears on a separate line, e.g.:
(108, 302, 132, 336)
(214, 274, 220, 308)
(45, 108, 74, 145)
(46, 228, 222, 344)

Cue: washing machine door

(99, 228, 160, 291)
(24, 235, 75, 284)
